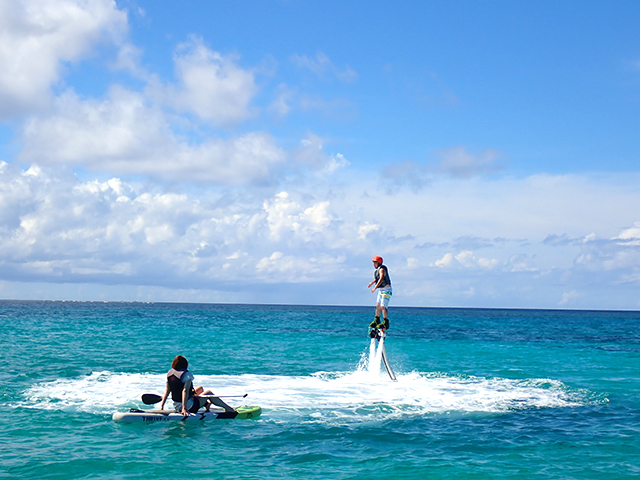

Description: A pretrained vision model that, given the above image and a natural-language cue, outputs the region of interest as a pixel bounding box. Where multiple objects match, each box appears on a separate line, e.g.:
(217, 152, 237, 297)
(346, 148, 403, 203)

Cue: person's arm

(181, 377, 193, 415)
(160, 382, 170, 410)
(370, 268, 383, 292)
(368, 267, 379, 290)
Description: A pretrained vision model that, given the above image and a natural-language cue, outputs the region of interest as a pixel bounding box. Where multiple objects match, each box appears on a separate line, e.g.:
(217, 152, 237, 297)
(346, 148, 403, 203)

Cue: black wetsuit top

(167, 368, 195, 403)
(374, 265, 391, 289)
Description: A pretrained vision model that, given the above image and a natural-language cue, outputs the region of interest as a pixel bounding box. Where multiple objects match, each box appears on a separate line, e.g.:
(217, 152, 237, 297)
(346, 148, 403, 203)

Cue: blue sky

(1, 0, 639, 309)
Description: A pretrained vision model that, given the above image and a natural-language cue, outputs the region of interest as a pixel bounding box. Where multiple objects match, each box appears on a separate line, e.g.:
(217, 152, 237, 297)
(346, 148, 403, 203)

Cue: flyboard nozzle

(369, 327, 385, 340)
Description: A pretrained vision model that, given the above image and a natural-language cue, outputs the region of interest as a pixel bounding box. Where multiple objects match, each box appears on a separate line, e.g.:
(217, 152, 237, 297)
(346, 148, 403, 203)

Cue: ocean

(1, 301, 638, 479)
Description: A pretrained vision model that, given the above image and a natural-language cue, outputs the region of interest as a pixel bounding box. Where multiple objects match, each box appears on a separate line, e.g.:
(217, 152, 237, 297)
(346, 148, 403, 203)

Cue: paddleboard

(112, 405, 261, 423)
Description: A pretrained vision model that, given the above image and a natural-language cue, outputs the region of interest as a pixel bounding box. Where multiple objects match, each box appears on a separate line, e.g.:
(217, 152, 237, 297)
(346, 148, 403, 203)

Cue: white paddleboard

(112, 405, 261, 423)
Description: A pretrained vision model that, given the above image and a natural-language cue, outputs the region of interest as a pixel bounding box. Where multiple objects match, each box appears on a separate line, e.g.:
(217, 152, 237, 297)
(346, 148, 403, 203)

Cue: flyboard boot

(369, 316, 381, 339)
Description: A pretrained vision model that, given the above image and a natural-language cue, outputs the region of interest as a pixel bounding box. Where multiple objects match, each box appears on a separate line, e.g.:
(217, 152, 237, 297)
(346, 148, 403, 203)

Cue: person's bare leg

(209, 396, 234, 412)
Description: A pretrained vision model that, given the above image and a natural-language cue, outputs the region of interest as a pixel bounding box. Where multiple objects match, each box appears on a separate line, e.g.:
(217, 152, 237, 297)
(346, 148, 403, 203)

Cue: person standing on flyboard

(368, 256, 392, 334)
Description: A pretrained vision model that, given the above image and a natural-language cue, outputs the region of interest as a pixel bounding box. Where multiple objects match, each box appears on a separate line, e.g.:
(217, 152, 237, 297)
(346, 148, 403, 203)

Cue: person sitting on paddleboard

(160, 355, 234, 414)
(368, 256, 392, 332)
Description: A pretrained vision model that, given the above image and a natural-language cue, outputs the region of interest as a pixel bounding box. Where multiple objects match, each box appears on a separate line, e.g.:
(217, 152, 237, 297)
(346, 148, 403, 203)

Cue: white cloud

(559, 290, 581, 306)
(406, 257, 421, 269)
(20, 87, 166, 164)
(291, 52, 358, 83)
(433, 252, 454, 268)
(571, 224, 640, 275)
(0, 165, 358, 290)
(269, 83, 295, 117)
(0, 0, 128, 119)
(294, 134, 350, 174)
(358, 223, 381, 241)
(255, 251, 344, 283)
(506, 254, 539, 273)
(150, 36, 258, 127)
(1, 163, 640, 308)
(19, 87, 286, 184)
(615, 221, 640, 245)
(263, 192, 332, 241)
(431, 251, 500, 270)
(110, 42, 147, 79)
(0, 163, 267, 284)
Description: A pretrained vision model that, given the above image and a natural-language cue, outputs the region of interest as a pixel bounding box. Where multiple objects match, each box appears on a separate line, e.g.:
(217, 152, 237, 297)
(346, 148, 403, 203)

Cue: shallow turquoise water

(1, 301, 639, 479)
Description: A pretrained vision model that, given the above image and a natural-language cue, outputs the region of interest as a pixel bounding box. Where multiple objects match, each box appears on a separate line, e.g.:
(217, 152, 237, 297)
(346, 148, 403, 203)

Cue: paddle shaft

(142, 392, 248, 405)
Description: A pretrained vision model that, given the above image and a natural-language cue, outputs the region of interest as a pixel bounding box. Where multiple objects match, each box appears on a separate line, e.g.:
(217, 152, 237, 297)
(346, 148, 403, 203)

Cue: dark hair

(171, 355, 188, 370)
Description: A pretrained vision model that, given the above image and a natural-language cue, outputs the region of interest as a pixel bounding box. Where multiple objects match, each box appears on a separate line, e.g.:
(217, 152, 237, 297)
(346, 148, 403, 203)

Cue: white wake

(20, 352, 603, 421)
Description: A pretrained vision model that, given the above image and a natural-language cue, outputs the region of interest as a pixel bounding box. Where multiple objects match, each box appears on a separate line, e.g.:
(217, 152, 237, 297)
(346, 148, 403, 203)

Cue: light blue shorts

(376, 287, 392, 307)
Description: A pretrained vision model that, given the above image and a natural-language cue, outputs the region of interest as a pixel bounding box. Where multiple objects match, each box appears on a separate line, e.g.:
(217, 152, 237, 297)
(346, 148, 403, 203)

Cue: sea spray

(22, 370, 606, 421)
(368, 337, 380, 375)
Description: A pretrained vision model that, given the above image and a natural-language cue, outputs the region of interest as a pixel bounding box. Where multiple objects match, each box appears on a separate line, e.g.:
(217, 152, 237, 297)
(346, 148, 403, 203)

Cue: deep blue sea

(1, 301, 639, 479)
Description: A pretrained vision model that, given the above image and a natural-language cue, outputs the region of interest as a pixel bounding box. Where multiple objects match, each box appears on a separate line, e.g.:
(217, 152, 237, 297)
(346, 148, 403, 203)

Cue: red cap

(372, 256, 383, 264)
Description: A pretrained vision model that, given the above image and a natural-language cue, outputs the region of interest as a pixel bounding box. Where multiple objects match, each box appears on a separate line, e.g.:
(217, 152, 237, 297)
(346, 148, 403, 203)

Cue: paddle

(142, 393, 164, 405)
(141, 393, 248, 405)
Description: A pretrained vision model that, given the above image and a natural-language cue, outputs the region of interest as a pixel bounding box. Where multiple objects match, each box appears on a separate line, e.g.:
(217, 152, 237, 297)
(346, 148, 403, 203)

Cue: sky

(1, 0, 640, 310)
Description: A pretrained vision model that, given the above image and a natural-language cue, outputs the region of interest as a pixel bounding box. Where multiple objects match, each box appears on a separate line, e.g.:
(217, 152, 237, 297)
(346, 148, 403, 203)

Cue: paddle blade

(141, 393, 163, 405)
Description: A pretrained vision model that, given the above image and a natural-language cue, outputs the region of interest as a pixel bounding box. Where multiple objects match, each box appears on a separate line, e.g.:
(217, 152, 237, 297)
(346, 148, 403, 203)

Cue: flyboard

(112, 393, 262, 423)
(370, 327, 397, 381)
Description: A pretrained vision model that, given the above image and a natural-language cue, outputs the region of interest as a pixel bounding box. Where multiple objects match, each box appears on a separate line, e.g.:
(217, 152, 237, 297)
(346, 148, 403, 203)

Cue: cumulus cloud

(572, 224, 640, 275)
(0, 164, 343, 287)
(506, 254, 539, 273)
(291, 51, 358, 83)
(263, 192, 332, 242)
(149, 36, 258, 127)
(255, 251, 345, 283)
(294, 134, 350, 174)
(431, 251, 501, 270)
(614, 221, 640, 245)
(18, 87, 286, 184)
(11, 23, 350, 186)
(0, 165, 362, 289)
(20, 87, 168, 164)
(0, 0, 128, 119)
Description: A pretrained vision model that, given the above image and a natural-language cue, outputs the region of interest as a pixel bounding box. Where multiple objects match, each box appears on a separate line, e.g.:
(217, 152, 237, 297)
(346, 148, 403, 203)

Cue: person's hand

(181, 408, 189, 416)
(371, 288, 376, 293)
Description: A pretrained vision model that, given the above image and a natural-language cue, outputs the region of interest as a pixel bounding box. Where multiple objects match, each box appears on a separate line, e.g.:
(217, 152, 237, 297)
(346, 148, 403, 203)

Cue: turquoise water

(1, 301, 639, 479)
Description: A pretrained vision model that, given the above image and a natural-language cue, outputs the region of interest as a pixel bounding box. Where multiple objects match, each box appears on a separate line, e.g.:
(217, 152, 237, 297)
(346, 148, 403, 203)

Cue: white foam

(368, 338, 379, 376)
(21, 364, 602, 422)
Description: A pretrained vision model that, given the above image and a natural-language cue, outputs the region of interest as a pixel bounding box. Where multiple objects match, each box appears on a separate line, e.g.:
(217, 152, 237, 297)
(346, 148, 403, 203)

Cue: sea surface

(1, 301, 639, 479)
